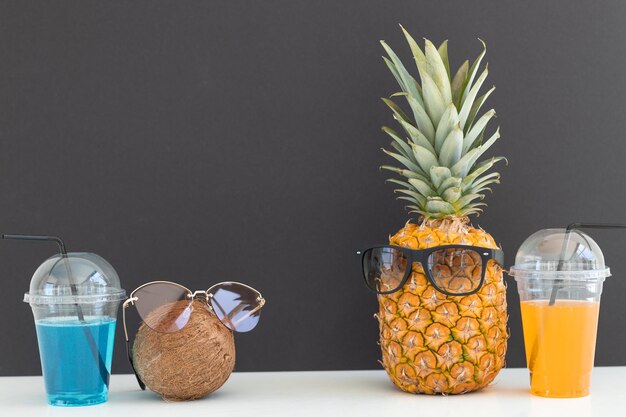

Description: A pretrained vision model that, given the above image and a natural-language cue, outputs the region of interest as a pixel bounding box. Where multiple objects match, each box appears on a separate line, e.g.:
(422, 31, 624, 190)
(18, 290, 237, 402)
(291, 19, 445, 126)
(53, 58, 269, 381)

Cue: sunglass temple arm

(231, 303, 263, 327)
(209, 295, 238, 330)
(122, 297, 146, 391)
(225, 295, 265, 328)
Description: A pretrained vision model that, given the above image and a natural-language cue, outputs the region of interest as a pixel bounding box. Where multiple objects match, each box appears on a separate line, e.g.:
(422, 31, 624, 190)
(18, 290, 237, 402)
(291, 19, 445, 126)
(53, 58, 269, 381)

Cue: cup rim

(508, 266, 611, 280)
(24, 288, 127, 305)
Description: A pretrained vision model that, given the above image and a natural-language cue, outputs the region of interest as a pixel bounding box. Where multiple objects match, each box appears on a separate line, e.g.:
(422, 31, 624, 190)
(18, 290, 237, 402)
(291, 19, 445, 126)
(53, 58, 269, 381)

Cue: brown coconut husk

(133, 299, 235, 401)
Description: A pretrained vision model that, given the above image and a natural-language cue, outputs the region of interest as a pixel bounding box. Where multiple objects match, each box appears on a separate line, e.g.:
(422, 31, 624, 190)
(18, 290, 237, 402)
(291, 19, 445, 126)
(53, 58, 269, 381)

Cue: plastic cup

(24, 253, 126, 406)
(510, 229, 610, 398)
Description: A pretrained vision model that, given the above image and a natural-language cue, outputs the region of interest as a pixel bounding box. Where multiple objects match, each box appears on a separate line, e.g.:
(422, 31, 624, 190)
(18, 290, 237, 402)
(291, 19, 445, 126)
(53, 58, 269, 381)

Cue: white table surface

(0, 368, 624, 417)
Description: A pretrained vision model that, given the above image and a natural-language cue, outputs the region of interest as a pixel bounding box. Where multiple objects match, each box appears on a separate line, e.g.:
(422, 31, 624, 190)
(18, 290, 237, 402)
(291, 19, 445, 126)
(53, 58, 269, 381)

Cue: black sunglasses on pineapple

(358, 244, 504, 297)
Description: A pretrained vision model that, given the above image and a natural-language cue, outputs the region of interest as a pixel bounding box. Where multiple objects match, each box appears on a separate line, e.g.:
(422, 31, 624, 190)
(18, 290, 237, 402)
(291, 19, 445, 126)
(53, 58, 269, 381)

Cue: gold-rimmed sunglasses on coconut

(122, 280, 266, 390)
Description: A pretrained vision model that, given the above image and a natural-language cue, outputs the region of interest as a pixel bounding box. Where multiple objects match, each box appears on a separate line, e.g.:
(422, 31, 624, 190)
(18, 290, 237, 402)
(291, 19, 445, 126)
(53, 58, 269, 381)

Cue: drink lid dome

(509, 228, 611, 280)
(23, 253, 126, 305)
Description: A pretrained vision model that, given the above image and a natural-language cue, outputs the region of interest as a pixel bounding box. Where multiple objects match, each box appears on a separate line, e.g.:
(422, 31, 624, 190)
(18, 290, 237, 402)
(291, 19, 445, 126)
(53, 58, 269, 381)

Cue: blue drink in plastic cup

(24, 253, 125, 406)
(35, 318, 117, 405)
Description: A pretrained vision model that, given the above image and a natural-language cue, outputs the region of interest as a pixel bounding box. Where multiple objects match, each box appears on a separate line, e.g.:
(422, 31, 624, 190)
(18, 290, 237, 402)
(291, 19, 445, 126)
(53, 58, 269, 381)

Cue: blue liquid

(35, 317, 116, 406)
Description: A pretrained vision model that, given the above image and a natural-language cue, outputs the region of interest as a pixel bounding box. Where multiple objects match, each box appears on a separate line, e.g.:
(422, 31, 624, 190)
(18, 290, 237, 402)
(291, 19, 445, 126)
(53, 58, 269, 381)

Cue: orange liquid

(520, 300, 599, 398)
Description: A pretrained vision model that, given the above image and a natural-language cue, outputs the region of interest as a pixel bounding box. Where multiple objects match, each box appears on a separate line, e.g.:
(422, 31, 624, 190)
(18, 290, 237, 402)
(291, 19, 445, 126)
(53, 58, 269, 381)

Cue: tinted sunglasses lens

(209, 283, 262, 332)
(428, 248, 483, 294)
(134, 283, 192, 333)
(363, 247, 408, 293)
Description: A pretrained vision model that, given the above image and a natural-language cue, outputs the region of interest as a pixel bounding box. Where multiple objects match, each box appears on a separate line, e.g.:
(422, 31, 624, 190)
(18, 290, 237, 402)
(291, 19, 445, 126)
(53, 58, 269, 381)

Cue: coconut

(132, 299, 235, 401)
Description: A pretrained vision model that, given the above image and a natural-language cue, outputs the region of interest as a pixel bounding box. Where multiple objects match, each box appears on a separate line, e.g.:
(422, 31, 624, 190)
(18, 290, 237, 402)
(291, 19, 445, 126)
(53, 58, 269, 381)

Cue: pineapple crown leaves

(380, 26, 504, 220)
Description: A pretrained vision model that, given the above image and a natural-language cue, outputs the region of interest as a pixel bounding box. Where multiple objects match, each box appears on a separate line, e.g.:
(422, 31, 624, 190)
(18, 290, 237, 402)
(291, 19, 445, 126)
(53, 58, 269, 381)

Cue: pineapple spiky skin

(378, 219, 507, 394)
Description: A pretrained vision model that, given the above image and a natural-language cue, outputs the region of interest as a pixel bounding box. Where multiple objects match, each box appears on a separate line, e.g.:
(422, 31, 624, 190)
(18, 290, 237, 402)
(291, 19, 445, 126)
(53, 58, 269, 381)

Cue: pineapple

(376, 27, 507, 394)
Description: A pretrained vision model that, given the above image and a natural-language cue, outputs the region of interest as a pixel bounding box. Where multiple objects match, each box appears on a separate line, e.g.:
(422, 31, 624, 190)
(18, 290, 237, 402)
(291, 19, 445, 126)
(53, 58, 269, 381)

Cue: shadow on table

(111, 387, 231, 404)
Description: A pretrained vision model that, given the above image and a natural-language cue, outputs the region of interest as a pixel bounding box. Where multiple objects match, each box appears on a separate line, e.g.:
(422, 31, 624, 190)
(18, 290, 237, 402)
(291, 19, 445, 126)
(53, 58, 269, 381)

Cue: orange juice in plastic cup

(510, 228, 611, 398)
(520, 299, 599, 397)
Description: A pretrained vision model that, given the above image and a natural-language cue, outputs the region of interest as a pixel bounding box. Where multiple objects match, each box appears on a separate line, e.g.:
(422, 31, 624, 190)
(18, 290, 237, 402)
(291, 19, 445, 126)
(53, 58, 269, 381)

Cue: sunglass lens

(208, 283, 262, 332)
(134, 282, 192, 333)
(428, 248, 483, 294)
(362, 247, 408, 293)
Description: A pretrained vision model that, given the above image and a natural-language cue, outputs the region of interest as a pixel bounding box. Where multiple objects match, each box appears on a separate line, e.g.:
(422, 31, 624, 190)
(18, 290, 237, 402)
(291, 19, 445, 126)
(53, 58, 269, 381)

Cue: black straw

(2, 234, 67, 255)
(549, 223, 626, 306)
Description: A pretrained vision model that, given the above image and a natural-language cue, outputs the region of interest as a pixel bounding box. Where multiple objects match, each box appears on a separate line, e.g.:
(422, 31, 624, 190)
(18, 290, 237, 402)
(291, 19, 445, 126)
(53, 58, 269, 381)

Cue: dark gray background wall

(1, 1, 626, 376)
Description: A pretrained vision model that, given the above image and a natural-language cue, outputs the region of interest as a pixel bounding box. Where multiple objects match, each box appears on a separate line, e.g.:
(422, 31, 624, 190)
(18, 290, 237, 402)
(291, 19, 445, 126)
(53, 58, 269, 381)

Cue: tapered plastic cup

(510, 229, 610, 398)
(24, 253, 126, 406)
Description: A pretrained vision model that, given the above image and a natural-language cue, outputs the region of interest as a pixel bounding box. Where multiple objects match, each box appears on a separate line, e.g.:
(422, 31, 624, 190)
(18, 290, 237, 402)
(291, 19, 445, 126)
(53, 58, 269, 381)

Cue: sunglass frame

(122, 280, 265, 390)
(361, 244, 504, 297)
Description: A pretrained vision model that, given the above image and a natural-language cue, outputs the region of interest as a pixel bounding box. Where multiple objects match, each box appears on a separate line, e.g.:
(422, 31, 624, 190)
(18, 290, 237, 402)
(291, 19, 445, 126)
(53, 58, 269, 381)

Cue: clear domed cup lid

(509, 228, 611, 280)
(23, 252, 126, 305)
